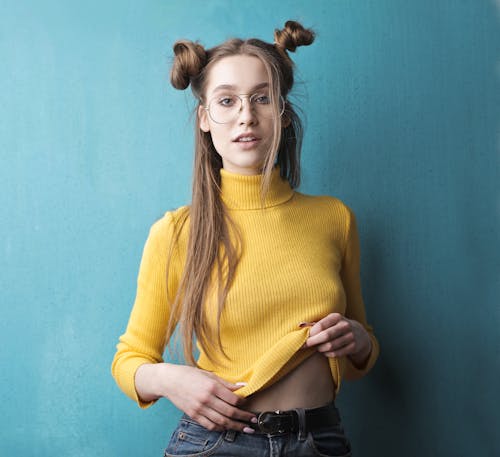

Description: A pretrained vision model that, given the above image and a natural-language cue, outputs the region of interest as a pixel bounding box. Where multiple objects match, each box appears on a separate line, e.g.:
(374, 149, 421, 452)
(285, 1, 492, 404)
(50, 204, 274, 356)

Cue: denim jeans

(164, 407, 352, 457)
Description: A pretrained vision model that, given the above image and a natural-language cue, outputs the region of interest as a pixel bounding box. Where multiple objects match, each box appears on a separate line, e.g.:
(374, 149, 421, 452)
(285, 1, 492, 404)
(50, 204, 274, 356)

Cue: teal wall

(1, 1, 498, 456)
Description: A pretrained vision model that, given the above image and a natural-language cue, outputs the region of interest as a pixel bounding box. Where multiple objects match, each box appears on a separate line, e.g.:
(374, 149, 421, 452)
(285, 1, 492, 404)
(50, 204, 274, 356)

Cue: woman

(112, 20, 379, 457)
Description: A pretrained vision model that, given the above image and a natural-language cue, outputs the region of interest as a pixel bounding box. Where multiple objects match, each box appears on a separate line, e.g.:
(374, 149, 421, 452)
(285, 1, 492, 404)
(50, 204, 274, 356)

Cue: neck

(219, 166, 294, 210)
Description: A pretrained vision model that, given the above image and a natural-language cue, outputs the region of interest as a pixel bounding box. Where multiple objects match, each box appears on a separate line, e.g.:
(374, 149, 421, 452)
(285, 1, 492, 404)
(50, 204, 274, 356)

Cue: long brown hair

(167, 21, 315, 365)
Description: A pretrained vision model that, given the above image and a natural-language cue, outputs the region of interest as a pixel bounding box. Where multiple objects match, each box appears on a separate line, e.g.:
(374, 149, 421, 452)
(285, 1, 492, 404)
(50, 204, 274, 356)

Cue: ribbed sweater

(111, 167, 379, 407)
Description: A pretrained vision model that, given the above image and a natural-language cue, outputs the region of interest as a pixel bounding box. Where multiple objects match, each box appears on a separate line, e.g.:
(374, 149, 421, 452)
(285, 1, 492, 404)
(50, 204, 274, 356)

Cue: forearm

(135, 362, 175, 402)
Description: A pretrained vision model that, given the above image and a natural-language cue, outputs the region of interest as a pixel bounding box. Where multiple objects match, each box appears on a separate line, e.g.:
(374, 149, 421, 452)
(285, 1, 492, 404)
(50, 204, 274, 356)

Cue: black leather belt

(248, 402, 340, 435)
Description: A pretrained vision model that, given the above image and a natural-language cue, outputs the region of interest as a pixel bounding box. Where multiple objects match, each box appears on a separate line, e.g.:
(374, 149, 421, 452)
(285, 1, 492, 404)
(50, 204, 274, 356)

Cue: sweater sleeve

(111, 212, 179, 408)
(340, 207, 379, 380)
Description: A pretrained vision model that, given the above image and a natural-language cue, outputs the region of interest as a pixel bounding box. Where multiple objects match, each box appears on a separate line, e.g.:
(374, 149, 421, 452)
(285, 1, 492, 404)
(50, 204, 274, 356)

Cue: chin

(224, 156, 265, 173)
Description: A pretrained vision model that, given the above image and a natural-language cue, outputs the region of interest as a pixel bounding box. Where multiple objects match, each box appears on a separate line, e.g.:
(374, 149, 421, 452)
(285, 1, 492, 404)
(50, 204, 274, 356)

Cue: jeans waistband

(249, 401, 340, 436)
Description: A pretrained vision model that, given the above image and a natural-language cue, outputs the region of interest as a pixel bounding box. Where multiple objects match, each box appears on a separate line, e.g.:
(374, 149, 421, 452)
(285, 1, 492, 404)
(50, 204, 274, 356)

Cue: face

(199, 55, 278, 175)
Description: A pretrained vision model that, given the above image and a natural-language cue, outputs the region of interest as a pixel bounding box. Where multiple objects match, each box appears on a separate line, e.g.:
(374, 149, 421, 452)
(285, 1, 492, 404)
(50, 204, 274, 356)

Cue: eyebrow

(211, 82, 269, 94)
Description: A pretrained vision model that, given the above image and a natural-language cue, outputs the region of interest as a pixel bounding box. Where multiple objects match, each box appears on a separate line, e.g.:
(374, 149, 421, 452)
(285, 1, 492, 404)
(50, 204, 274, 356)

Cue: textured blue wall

(1, 1, 498, 456)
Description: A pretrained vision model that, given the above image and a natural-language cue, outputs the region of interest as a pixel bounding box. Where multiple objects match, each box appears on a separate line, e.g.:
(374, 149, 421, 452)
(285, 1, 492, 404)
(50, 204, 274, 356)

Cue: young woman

(112, 20, 379, 457)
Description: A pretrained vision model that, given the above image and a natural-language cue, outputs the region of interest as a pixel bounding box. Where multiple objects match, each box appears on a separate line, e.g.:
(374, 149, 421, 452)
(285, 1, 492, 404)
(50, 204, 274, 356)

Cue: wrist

(151, 362, 178, 398)
(347, 320, 372, 367)
(349, 336, 372, 368)
(135, 362, 173, 401)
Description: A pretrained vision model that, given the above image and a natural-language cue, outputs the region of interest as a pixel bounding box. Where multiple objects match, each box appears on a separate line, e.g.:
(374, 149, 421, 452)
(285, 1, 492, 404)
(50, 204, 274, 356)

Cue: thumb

(205, 371, 247, 390)
(225, 381, 247, 391)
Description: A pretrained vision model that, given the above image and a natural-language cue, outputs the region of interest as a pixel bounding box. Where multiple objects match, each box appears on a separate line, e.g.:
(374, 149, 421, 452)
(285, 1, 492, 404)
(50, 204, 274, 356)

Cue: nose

(238, 96, 257, 125)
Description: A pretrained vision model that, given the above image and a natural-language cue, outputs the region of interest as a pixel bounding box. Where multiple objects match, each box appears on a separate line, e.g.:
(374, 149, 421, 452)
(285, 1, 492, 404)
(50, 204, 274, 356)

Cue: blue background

(1, 1, 499, 456)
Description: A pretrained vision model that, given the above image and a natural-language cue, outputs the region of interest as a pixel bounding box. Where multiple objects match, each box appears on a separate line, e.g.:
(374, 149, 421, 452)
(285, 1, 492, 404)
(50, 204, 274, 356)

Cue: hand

(155, 364, 256, 433)
(303, 313, 372, 366)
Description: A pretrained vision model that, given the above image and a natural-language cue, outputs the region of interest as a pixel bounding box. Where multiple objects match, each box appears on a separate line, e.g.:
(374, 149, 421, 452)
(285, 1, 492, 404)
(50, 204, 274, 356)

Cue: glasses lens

(208, 94, 284, 124)
(209, 95, 240, 124)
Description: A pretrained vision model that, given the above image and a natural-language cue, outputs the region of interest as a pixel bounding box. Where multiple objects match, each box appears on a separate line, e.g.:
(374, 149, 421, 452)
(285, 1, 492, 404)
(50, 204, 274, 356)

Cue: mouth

(233, 133, 261, 143)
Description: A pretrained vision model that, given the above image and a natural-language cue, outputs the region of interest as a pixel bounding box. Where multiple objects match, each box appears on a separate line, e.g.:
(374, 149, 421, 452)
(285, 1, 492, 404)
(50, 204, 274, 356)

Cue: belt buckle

(257, 410, 287, 434)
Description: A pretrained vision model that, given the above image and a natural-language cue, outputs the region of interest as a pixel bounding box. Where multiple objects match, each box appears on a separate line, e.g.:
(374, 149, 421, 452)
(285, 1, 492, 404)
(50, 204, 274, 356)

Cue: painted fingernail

(299, 322, 315, 328)
(243, 427, 255, 434)
(250, 417, 258, 423)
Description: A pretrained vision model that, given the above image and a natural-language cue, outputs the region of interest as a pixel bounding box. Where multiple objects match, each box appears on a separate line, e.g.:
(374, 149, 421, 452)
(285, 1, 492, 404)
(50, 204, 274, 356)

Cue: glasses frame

(203, 93, 286, 125)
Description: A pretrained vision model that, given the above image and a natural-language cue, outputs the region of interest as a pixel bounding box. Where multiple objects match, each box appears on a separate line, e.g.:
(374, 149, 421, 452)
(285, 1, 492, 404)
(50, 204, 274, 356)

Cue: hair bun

(170, 40, 207, 90)
(274, 20, 315, 53)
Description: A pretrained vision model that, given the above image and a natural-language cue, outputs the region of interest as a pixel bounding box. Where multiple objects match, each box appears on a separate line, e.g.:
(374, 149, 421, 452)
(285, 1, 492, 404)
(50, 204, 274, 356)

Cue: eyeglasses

(204, 93, 285, 124)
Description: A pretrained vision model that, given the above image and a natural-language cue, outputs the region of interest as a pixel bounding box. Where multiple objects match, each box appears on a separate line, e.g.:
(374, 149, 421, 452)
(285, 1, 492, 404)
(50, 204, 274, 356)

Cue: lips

(233, 133, 261, 142)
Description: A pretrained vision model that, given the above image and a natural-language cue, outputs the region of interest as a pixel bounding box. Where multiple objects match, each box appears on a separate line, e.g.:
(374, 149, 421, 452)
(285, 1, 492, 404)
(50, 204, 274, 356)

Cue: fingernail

(235, 382, 247, 386)
(299, 322, 315, 328)
(243, 427, 255, 434)
(250, 417, 258, 423)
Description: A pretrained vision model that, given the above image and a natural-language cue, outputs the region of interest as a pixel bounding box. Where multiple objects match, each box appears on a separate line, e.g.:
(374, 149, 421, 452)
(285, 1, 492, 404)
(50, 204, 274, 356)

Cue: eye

(216, 95, 237, 107)
(253, 94, 271, 105)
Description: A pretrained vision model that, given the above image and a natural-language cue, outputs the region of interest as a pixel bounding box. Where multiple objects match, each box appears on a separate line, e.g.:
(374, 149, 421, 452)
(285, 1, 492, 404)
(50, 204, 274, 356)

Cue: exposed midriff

(244, 352, 335, 412)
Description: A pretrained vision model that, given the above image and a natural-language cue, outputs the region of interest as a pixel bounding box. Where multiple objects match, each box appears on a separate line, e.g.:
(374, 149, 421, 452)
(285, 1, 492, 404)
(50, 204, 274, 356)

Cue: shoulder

(292, 192, 357, 245)
(294, 191, 355, 221)
(147, 205, 190, 245)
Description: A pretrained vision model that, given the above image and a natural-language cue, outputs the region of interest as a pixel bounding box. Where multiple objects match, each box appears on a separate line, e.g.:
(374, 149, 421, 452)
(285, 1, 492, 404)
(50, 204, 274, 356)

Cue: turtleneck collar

(219, 166, 294, 210)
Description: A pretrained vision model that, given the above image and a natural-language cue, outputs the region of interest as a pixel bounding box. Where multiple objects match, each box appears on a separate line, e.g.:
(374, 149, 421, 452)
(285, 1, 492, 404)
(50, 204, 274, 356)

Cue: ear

(198, 105, 210, 132)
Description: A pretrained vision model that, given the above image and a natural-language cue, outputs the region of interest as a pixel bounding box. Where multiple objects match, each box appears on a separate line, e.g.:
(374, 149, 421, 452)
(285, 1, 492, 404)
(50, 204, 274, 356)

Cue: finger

(191, 378, 244, 412)
(316, 332, 354, 353)
(204, 372, 247, 393)
(225, 381, 248, 391)
(202, 373, 246, 398)
(306, 321, 348, 347)
(203, 402, 254, 432)
(306, 328, 336, 347)
(211, 383, 248, 409)
(192, 413, 225, 432)
(209, 395, 256, 422)
(181, 392, 253, 429)
(203, 383, 255, 422)
(308, 313, 343, 337)
(185, 391, 255, 430)
(323, 342, 356, 358)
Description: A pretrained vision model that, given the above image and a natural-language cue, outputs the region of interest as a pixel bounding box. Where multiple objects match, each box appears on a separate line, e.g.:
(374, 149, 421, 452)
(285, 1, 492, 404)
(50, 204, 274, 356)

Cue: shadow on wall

(330, 2, 500, 456)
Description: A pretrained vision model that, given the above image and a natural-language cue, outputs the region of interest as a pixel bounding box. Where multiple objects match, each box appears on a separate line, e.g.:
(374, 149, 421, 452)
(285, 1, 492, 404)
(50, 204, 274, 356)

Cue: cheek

(209, 126, 230, 151)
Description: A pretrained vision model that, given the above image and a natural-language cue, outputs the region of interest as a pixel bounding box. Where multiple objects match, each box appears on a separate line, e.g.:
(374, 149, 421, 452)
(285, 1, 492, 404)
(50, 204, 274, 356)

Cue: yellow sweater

(111, 167, 379, 407)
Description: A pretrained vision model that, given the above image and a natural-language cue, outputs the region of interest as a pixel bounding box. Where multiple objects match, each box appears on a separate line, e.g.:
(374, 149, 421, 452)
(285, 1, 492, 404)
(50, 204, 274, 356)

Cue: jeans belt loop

(294, 407, 307, 441)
